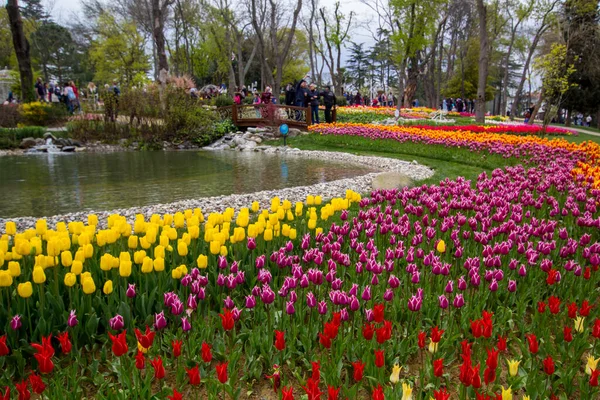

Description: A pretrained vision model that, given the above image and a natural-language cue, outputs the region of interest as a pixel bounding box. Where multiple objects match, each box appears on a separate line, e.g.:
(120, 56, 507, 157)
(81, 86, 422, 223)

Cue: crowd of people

(442, 97, 475, 113)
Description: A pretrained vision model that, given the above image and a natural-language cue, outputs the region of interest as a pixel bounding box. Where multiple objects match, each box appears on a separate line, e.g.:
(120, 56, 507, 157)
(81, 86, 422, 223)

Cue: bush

(214, 119, 237, 136)
(0, 104, 21, 128)
(336, 97, 348, 107)
(20, 102, 69, 126)
(0, 126, 46, 148)
(213, 95, 234, 107)
(243, 96, 253, 105)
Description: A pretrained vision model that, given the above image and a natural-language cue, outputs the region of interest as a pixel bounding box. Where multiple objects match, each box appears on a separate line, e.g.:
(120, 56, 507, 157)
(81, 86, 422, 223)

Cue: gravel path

(0, 147, 433, 232)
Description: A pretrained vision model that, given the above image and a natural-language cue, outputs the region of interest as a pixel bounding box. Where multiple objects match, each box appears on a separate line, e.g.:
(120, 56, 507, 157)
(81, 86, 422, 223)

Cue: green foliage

(19, 102, 69, 126)
(213, 95, 234, 107)
(0, 104, 21, 128)
(0, 126, 46, 148)
(0, 9, 14, 69)
(213, 118, 237, 136)
(89, 13, 150, 86)
(442, 39, 495, 101)
(536, 44, 577, 103)
(336, 97, 348, 106)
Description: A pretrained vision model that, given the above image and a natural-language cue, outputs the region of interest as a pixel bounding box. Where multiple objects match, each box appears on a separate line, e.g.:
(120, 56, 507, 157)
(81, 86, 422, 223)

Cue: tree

(6, 0, 35, 102)
(347, 42, 369, 90)
(152, 0, 175, 77)
(89, 13, 150, 85)
(31, 22, 76, 83)
(319, 2, 353, 95)
(475, 0, 489, 122)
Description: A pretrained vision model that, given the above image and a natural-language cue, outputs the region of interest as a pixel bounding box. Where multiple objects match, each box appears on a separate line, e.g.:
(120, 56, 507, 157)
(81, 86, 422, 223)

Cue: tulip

(67, 310, 78, 327)
(433, 358, 444, 377)
(352, 360, 365, 382)
(507, 280, 517, 292)
(438, 295, 449, 309)
(154, 311, 167, 330)
(186, 364, 201, 385)
(390, 363, 402, 384)
(575, 316, 585, 332)
(586, 356, 600, 375)
(15, 381, 29, 400)
(109, 330, 128, 357)
(181, 317, 191, 332)
(150, 357, 165, 379)
(29, 373, 45, 395)
(125, 283, 136, 298)
(436, 240, 446, 253)
(507, 359, 520, 377)
(453, 294, 465, 308)
(0, 336, 8, 357)
(274, 330, 285, 351)
(10, 315, 22, 331)
(57, 332, 72, 354)
(401, 382, 413, 400)
(109, 314, 124, 331)
(543, 355, 555, 375)
(216, 362, 228, 383)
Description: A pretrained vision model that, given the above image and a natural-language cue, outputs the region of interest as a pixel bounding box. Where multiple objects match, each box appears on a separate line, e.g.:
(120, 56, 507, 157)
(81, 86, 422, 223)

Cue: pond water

(0, 151, 375, 218)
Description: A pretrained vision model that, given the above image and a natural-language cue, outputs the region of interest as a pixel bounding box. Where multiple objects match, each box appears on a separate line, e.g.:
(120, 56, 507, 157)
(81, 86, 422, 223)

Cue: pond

(0, 150, 375, 218)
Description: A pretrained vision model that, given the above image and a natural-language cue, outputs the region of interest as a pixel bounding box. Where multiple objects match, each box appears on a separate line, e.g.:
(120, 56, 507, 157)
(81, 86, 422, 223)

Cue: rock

(20, 138, 37, 149)
(75, 147, 87, 152)
(241, 141, 257, 149)
(36, 145, 49, 152)
(35, 138, 45, 145)
(287, 128, 303, 138)
(43, 132, 57, 141)
(234, 137, 247, 146)
(372, 172, 414, 190)
(62, 146, 76, 152)
(248, 136, 262, 143)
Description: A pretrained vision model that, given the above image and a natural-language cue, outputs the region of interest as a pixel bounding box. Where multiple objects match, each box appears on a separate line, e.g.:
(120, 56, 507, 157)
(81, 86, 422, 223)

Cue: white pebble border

(0, 147, 433, 232)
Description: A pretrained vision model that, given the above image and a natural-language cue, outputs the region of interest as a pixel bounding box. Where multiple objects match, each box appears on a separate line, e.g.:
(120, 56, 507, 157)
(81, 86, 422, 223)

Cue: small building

(0, 68, 11, 102)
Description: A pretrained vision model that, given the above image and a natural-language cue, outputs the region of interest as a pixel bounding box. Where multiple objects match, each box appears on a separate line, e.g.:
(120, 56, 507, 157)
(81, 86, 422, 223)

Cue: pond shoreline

(0, 147, 433, 232)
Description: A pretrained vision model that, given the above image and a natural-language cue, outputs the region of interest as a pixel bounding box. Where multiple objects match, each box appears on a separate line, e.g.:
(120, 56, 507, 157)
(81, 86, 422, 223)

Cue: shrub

(0, 104, 21, 128)
(20, 102, 69, 126)
(336, 97, 348, 107)
(213, 95, 234, 107)
(0, 126, 46, 148)
(214, 118, 237, 136)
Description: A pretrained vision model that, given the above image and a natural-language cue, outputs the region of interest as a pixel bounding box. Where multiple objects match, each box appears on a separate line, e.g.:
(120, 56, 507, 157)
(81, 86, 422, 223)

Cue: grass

(269, 134, 520, 185)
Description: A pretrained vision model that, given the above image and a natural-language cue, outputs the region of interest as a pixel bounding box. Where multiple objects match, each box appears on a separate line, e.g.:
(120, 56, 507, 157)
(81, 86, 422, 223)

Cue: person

(252, 91, 262, 118)
(233, 91, 242, 105)
(354, 91, 362, 106)
(7, 91, 14, 103)
(294, 80, 309, 121)
(63, 82, 76, 114)
(87, 82, 98, 111)
(68, 81, 81, 113)
(456, 98, 463, 113)
(586, 115, 592, 127)
(321, 85, 336, 124)
(309, 83, 320, 124)
(190, 87, 199, 99)
(241, 85, 248, 99)
(445, 98, 452, 112)
(35, 78, 46, 102)
(260, 86, 272, 105)
(388, 92, 394, 106)
(284, 83, 295, 118)
(470, 99, 475, 113)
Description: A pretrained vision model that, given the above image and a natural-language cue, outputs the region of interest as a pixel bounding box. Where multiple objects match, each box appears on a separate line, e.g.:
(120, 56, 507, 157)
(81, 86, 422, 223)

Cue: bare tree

(475, 0, 489, 122)
(7, 0, 34, 102)
(319, 2, 353, 95)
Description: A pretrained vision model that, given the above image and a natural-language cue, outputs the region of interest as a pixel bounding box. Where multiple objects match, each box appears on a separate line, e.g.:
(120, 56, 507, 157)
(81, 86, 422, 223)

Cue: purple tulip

(300, 274, 309, 288)
(171, 299, 184, 315)
(109, 314, 124, 330)
(488, 279, 498, 292)
(458, 276, 467, 291)
(181, 317, 191, 332)
(438, 295, 449, 309)
(349, 296, 360, 311)
(191, 281, 201, 295)
(191, 268, 200, 280)
(255, 255, 265, 269)
(286, 301, 296, 315)
(289, 290, 297, 303)
(507, 280, 517, 292)
(217, 256, 228, 269)
(361, 285, 371, 301)
(247, 237, 257, 250)
(216, 274, 226, 286)
(388, 275, 400, 289)
(365, 308, 374, 322)
(306, 292, 317, 308)
(245, 295, 256, 309)
(317, 301, 328, 315)
(126, 283, 136, 298)
(187, 294, 198, 310)
(408, 295, 422, 312)
(383, 288, 394, 302)
(340, 308, 349, 321)
(198, 287, 206, 300)
(181, 274, 193, 287)
(154, 311, 167, 330)
(518, 265, 527, 277)
(445, 280, 454, 293)
(260, 285, 275, 304)
(232, 307, 241, 321)
(164, 292, 176, 307)
(10, 315, 22, 330)
(68, 310, 78, 327)
(230, 261, 239, 274)
(224, 296, 235, 309)
(411, 271, 420, 284)
(453, 294, 465, 308)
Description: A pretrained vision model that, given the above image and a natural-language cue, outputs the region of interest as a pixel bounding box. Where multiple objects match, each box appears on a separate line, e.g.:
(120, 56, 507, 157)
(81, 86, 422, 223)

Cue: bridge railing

(216, 104, 336, 128)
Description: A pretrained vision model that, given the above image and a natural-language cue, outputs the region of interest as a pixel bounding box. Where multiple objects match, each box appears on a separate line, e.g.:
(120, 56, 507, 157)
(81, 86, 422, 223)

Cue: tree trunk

(509, 32, 542, 120)
(566, 108, 572, 127)
(475, 0, 489, 123)
(152, 0, 169, 75)
(527, 89, 543, 125)
(7, 0, 34, 102)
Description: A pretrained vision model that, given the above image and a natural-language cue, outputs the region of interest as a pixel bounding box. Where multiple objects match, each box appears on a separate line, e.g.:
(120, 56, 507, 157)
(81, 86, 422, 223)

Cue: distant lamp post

(279, 124, 289, 146)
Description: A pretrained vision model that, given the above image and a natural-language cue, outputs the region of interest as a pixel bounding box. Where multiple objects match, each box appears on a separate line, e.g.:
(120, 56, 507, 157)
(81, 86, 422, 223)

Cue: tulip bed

(1, 123, 600, 399)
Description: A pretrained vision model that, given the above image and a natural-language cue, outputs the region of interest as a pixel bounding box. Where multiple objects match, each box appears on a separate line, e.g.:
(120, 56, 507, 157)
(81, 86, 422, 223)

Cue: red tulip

(373, 303, 385, 323)
(220, 309, 235, 331)
(28, 373, 45, 395)
(109, 330, 128, 357)
(471, 364, 482, 389)
(327, 385, 340, 400)
(216, 362, 228, 383)
(135, 351, 145, 370)
(434, 387, 451, 400)
(548, 297, 561, 314)
(281, 386, 295, 400)
(471, 320, 483, 338)
(352, 360, 365, 381)
(461, 340, 472, 358)
(33, 351, 54, 375)
(564, 326, 573, 342)
(483, 366, 496, 385)
(537, 301, 546, 313)
(0, 387, 8, 400)
(319, 332, 332, 349)
(201, 342, 212, 363)
(485, 348, 499, 369)
(567, 302, 578, 319)
(433, 358, 444, 377)
(363, 323, 374, 340)
(57, 332, 72, 354)
(311, 361, 321, 382)
(172, 339, 182, 358)
(376, 320, 392, 344)
(15, 380, 30, 400)
(475, 391, 492, 400)
(375, 349, 385, 368)
(302, 377, 322, 400)
(134, 326, 155, 349)
(590, 369, 600, 387)
(526, 333, 539, 354)
(592, 319, 600, 339)
(431, 326, 444, 343)
(275, 330, 286, 351)
(150, 357, 165, 379)
(186, 365, 201, 385)
(497, 336, 507, 351)
(580, 300, 593, 317)
(324, 321, 339, 339)
(0, 336, 9, 357)
(459, 355, 473, 387)
(543, 355, 555, 375)
(167, 389, 183, 400)
(418, 331, 426, 348)
(481, 311, 493, 338)
(372, 384, 385, 400)
(584, 267, 591, 280)
(31, 335, 54, 357)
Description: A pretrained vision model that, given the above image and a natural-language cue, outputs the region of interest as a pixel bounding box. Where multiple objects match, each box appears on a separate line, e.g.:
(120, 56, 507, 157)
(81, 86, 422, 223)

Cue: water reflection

(0, 151, 374, 218)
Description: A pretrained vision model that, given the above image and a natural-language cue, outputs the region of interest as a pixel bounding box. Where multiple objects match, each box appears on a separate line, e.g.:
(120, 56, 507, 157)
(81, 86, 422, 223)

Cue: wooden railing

(216, 104, 336, 128)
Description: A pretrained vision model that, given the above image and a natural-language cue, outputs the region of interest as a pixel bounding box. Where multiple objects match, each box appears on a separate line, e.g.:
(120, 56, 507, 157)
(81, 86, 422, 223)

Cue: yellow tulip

(17, 282, 33, 298)
(84, 243, 93, 258)
(251, 201, 260, 212)
(141, 257, 153, 273)
(71, 260, 83, 275)
(61, 251, 73, 267)
(233, 227, 245, 242)
(306, 195, 315, 205)
(264, 229, 273, 242)
(82, 276, 96, 294)
(390, 364, 402, 384)
(154, 245, 165, 259)
(428, 340, 438, 354)
(210, 240, 221, 255)
(289, 228, 297, 240)
(282, 224, 291, 237)
(174, 212, 185, 228)
(35, 219, 47, 236)
(188, 225, 199, 239)
(574, 316, 585, 333)
(171, 267, 182, 280)
(236, 212, 249, 228)
(103, 280, 113, 295)
(120, 252, 131, 262)
(177, 241, 188, 256)
(119, 260, 132, 277)
(0, 270, 13, 287)
(314, 196, 322, 205)
(64, 272, 76, 287)
(134, 250, 146, 264)
(308, 219, 317, 230)
(270, 197, 281, 212)
(220, 246, 227, 256)
(8, 261, 21, 277)
(197, 254, 207, 269)
(33, 266, 46, 284)
(586, 356, 600, 375)
(74, 249, 85, 263)
(17, 239, 31, 256)
(507, 359, 521, 377)
(501, 386, 512, 400)
(401, 382, 413, 400)
(128, 235, 138, 249)
(139, 236, 151, 249)
(153, 257, 165, 272)
(87, 214, 99, 227)
(315, 227, 323, 236)
(100, 254, 113, 271)
(159, 235, 169, 247)
(436, 240, 446, 253)
(5, 221, 16, 236)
